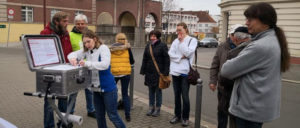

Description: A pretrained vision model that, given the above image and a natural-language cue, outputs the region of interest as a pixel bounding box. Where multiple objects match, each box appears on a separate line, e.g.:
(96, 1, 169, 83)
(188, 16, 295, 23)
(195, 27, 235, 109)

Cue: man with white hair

(209, 24, 250, 128)
(229, 26, 251, 56)
(69, 14, 96, 118)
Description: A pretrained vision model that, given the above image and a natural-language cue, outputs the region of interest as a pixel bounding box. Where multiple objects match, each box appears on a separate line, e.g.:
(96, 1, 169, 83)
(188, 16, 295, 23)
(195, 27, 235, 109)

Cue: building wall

(198, 22, 218, 33)
(5, 0, 93, 23)
(162, 12, 198, 34)
(219, 0, 300, 58)
(0, 22, 95, 43)
(0, 0, 161, 46)
(145, 0, 161, 28)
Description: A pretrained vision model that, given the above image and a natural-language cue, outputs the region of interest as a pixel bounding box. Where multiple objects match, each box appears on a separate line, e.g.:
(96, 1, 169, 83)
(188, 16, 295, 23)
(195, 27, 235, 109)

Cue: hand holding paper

(69, 58, 77, 66)
(79, 60, 85, 66)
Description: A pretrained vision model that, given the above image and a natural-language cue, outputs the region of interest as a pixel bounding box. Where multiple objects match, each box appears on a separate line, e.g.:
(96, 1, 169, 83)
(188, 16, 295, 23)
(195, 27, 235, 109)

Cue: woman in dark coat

(140, 30, 170, 117)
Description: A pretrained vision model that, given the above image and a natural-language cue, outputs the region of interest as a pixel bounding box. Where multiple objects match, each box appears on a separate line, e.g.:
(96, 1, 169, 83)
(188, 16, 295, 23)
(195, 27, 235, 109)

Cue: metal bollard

(195, 79, 203, 128)
(129, 65, 135, 108)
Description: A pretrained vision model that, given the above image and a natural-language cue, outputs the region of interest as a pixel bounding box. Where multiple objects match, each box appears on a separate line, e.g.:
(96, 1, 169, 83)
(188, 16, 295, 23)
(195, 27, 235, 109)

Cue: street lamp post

(43, 0, 46, 28)
(180, 8, 183, 22)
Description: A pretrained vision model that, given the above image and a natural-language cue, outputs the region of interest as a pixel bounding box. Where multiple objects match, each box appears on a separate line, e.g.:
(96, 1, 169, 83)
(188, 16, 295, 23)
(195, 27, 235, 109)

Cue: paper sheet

(43, 64, 79, 70)
(28, 38, 60, 66)
(0, 118, 17, 128)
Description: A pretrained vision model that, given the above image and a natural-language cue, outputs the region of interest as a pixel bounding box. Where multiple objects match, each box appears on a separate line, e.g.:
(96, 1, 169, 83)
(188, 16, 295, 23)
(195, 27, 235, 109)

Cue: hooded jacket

(110, 42, 134, 76)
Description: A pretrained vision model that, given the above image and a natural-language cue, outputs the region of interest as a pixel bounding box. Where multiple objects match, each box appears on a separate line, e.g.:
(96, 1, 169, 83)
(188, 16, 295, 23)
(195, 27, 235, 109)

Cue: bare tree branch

(162, 0, 178, 11)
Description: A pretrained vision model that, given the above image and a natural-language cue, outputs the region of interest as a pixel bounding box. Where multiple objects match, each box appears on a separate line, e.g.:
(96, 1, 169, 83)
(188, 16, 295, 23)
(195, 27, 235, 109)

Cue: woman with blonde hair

(109, 33, 135, 121)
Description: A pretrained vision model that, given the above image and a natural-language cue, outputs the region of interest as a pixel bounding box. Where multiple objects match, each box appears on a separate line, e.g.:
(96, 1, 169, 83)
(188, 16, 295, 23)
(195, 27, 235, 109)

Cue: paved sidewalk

(0, 46, 213, 128)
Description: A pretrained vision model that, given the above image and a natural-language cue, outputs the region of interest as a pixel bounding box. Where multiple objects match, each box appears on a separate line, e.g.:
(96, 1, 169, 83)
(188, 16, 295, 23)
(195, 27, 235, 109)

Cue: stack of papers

(43, 65, 79, 70)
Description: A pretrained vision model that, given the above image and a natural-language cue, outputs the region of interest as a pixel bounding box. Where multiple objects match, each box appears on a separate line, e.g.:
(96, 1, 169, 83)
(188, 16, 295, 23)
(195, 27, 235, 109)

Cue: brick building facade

(0, 0, 162, 46)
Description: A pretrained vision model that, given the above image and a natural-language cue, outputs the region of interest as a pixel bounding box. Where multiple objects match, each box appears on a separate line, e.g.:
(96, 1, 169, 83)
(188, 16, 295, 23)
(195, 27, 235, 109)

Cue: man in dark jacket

(40, 11, 72, 128)
(209, 25, 251, 128)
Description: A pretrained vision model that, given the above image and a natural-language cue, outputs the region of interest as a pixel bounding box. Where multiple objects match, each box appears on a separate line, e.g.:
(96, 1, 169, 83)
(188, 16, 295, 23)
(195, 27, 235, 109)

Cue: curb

(131, 90, 217, 128)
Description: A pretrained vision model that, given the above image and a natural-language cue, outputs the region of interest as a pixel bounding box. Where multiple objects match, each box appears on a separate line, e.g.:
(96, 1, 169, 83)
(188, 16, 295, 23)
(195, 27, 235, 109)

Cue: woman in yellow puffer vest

(110, 33, 135, 122)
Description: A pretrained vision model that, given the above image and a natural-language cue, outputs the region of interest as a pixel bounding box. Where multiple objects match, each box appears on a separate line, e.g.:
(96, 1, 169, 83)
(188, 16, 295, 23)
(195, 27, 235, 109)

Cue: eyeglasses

(118, 38, 126, 40)
(176, 29, 183, 32)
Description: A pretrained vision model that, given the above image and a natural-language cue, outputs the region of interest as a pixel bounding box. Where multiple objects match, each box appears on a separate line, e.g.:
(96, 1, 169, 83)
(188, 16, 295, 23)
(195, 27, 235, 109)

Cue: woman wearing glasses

(168, 22, 198, 127)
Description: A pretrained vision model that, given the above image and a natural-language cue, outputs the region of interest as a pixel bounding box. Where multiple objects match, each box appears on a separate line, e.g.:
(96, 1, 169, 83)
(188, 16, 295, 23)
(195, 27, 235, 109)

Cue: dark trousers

(172, 75, 190, 120)
(68, 88, 95, 114)
(148, 86, 162, 107)
(115, 75, 131, 117)
(44, 99, 67, 128)
(218, 111, 228, 128)
(218, 111, 236, 128)
(235, 116, 263, 128)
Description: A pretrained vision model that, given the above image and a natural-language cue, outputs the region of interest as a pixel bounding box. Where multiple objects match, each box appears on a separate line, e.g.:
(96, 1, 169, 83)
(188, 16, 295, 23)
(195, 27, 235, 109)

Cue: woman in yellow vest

(110, 33, 135, 122)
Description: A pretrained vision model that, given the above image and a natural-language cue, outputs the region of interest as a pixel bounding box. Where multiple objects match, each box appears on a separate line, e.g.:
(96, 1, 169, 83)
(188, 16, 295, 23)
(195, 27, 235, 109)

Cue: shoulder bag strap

(149, 44, 162, 76)
(187, 38, 198, 66)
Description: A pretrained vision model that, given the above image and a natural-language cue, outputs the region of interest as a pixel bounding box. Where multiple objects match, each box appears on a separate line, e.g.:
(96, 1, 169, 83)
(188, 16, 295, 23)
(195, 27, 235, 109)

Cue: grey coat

(221, 29, 281, 122)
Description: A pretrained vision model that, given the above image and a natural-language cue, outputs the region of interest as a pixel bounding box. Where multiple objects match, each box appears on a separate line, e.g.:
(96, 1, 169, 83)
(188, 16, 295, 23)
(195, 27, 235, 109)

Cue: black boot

(117, 100, 124, 110)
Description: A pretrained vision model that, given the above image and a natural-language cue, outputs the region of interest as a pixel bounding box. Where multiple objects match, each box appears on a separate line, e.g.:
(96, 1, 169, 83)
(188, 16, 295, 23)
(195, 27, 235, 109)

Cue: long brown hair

(244, 2, 290, 72)
(82, 29, 102, 52)
(177, 22, 189, 34)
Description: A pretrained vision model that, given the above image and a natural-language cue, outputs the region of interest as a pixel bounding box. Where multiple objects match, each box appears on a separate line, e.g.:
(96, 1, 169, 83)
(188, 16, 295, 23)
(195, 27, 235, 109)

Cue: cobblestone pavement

(0, 47, 211, 128)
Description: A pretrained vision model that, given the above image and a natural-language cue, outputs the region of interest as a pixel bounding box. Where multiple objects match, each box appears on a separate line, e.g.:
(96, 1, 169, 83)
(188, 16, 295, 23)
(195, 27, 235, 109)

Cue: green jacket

(69, 27, 83, 51)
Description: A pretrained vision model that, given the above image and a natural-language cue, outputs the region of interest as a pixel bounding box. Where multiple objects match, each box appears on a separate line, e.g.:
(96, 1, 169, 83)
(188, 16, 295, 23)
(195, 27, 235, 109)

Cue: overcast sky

(176, 0, 221, 15)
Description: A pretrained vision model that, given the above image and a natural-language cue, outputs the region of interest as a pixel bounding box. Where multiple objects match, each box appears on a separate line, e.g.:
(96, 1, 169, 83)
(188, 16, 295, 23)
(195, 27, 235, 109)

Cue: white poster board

(27, 38, 60, 67)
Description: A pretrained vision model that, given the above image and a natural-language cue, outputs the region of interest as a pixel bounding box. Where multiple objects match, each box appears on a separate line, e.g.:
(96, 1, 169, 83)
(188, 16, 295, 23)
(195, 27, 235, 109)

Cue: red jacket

(40, 23, 72, 63)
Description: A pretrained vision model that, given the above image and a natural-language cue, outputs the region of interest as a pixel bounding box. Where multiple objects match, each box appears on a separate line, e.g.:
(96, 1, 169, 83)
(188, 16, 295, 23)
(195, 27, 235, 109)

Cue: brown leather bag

(149, 44, 171, 89)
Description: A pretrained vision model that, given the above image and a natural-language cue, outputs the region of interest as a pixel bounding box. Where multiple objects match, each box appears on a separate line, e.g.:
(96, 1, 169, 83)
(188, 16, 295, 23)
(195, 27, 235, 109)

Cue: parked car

(198, 38, 219, 48)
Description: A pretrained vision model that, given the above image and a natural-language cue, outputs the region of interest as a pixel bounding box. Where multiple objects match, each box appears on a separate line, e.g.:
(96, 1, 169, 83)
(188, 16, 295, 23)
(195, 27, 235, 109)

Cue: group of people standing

(141, 22, 198, 127)
(39, 2, 289, 128)
(40, 10, 198, 128)
(41, 12, 131, 128)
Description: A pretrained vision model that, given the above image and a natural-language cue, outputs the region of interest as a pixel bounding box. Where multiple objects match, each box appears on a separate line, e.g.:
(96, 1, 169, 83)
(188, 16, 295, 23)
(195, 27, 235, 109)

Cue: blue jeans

(44, 98, 67, 128)
(235, 116, 263, 128)
(93, 89, 126, 128)
(69, 89, 95, 114)
(172, 75, 190, 120)
(115, 75, 131, 117)
(148, 86, 162, 107)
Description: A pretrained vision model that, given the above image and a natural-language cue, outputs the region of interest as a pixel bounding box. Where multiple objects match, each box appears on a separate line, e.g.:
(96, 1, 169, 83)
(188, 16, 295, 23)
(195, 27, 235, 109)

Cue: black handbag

(187, 38, 200, 85)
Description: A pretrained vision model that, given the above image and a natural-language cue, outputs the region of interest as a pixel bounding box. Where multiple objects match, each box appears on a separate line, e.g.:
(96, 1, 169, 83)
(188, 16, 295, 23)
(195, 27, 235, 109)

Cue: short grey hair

(234, 32, 251, 40)
(74, 14, 88, 23)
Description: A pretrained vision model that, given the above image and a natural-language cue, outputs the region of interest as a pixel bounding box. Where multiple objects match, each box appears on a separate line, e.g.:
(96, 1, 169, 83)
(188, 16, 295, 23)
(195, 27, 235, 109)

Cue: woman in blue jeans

(140, 30, 170, 117)
(68, 29, 126, 128)
(110, 33, 135, 122)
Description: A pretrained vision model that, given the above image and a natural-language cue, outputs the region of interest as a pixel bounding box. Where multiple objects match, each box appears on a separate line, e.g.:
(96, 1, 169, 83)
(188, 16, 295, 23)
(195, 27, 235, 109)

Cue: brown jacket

(210, 38, 234, 87)
(209, 38, 235, 113)
(210, 38, 250, 113)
